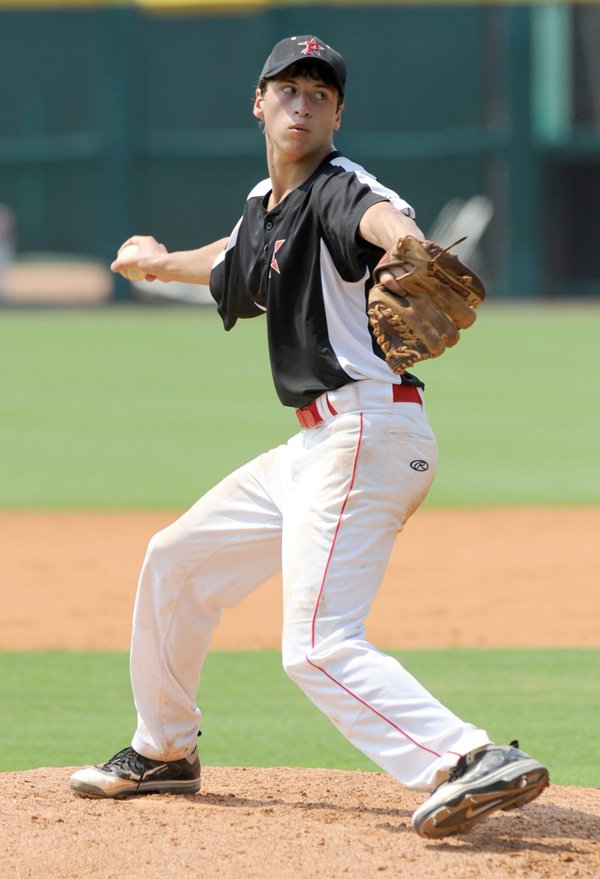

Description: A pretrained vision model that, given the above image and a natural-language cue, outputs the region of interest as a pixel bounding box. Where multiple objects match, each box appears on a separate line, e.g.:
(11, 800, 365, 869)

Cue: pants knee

(282, 636, 312, 686)
(282, 632, 329, 690)
(143, 524, 188, 578)
(281, 637, 361, 738)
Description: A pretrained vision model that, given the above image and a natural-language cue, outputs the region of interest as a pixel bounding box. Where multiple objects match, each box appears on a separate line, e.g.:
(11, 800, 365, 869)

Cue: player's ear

(333, 103, 343, 132)
(253, 88, 264, 121)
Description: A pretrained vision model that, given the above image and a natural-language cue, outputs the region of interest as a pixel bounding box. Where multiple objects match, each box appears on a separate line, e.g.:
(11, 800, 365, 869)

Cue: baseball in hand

(118, 244, 146, 281)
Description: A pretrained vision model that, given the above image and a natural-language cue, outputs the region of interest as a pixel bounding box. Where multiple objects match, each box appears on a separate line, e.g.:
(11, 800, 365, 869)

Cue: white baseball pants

(130, 380, 490, 790)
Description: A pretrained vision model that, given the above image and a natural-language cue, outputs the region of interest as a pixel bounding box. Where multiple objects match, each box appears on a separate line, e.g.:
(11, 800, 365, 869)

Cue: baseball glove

(368, 236, 486, 374)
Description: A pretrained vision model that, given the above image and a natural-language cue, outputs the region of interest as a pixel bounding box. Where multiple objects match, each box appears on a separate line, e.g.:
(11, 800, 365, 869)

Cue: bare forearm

(147, 239, 228, 284)
(111, 236, 229, 285)
(359, 201, 423, 253)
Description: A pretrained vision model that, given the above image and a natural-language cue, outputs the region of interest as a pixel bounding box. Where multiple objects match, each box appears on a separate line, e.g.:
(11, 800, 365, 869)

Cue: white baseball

(118, 244, 146, 281)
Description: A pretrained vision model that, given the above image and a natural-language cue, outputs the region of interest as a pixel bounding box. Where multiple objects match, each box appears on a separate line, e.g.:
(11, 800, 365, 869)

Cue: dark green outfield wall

(1, 4, 599, 298)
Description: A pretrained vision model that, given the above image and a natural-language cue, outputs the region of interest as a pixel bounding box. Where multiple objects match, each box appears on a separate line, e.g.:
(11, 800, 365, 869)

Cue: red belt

(295, 384, 421, 429)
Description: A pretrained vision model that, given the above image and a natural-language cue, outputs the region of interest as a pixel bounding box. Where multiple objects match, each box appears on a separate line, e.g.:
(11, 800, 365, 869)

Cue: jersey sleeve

(317, 160, 415, 281)
(209, 178, 273, 330)
(209, 214, 266, 331)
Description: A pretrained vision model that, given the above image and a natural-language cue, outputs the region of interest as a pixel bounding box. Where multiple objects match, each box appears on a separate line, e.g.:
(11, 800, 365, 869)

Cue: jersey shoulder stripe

(211, 216, 242, 271)
(328, 155, 415, 218)
(246, 178, 272, 201)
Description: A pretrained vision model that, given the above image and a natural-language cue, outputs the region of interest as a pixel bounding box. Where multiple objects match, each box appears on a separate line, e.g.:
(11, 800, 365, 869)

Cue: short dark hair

(258, 60, 344, 107)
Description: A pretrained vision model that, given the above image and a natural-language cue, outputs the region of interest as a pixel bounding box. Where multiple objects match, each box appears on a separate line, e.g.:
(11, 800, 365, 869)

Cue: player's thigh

(282, 409, 436, 624)
(146, 444, 291, 604)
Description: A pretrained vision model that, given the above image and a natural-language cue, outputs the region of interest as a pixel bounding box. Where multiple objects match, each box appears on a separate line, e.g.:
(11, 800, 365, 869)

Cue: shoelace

(447, 740, 520, 783)
(447, 754, 468, 783)
(103, 735, 201, 783)
(104, 747, 153, 780)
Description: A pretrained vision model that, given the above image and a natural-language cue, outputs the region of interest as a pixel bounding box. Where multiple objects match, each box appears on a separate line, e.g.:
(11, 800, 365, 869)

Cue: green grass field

(1, 302, 598, 784)
(1, 649, 597, 786)
(1, 303, 599, 507)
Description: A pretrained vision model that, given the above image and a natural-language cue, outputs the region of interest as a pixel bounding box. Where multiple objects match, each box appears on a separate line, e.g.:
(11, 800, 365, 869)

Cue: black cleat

(412, 741, 549, 839)
(69, 746, 201, 799)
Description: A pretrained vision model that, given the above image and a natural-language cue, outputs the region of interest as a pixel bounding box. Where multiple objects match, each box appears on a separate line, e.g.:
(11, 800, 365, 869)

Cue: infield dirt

(1, 507, 599, 877)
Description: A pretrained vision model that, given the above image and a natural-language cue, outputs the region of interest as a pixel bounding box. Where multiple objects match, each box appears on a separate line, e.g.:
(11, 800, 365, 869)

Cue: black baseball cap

(260, 35, 347, 97)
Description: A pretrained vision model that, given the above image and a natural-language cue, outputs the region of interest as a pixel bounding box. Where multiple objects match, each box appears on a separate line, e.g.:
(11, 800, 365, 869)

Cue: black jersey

(210, 151, 423, 408)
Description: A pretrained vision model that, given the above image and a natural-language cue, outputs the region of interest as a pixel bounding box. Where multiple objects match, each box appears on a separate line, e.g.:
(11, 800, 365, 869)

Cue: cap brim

(261, 58, 344, 96)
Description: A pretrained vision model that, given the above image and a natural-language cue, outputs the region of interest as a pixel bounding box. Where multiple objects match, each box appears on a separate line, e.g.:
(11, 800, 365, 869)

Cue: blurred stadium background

(0, 0, 599, 305)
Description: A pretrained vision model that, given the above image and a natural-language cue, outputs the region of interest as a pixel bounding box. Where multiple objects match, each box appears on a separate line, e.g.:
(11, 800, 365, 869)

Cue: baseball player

(69, 35, 549, 838)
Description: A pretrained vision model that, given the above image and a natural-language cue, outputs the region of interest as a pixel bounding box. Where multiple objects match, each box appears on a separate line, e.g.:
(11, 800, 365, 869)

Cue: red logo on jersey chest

(270, 239, 286, 275)
(300, 38, 324, 57)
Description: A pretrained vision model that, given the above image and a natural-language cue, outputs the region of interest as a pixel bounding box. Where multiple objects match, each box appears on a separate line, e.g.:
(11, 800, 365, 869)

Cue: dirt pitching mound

(2, 507, 599, 875)
(2, 507, 599, 650)
(2, 766, 599, 878)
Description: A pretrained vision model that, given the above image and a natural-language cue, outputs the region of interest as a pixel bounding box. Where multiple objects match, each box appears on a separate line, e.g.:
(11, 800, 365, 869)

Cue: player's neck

(266, 144, 334, 208)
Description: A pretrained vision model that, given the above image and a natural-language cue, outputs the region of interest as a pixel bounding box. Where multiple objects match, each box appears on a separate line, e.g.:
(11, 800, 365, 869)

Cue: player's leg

(129, 446, 289, 762)
(281, 402, 548, 835)
(281, 406, 490, 789)
(70, 443, 290, 798)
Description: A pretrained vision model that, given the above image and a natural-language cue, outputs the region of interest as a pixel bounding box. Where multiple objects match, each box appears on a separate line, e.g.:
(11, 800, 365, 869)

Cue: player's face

(253, 74, 343, 160)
